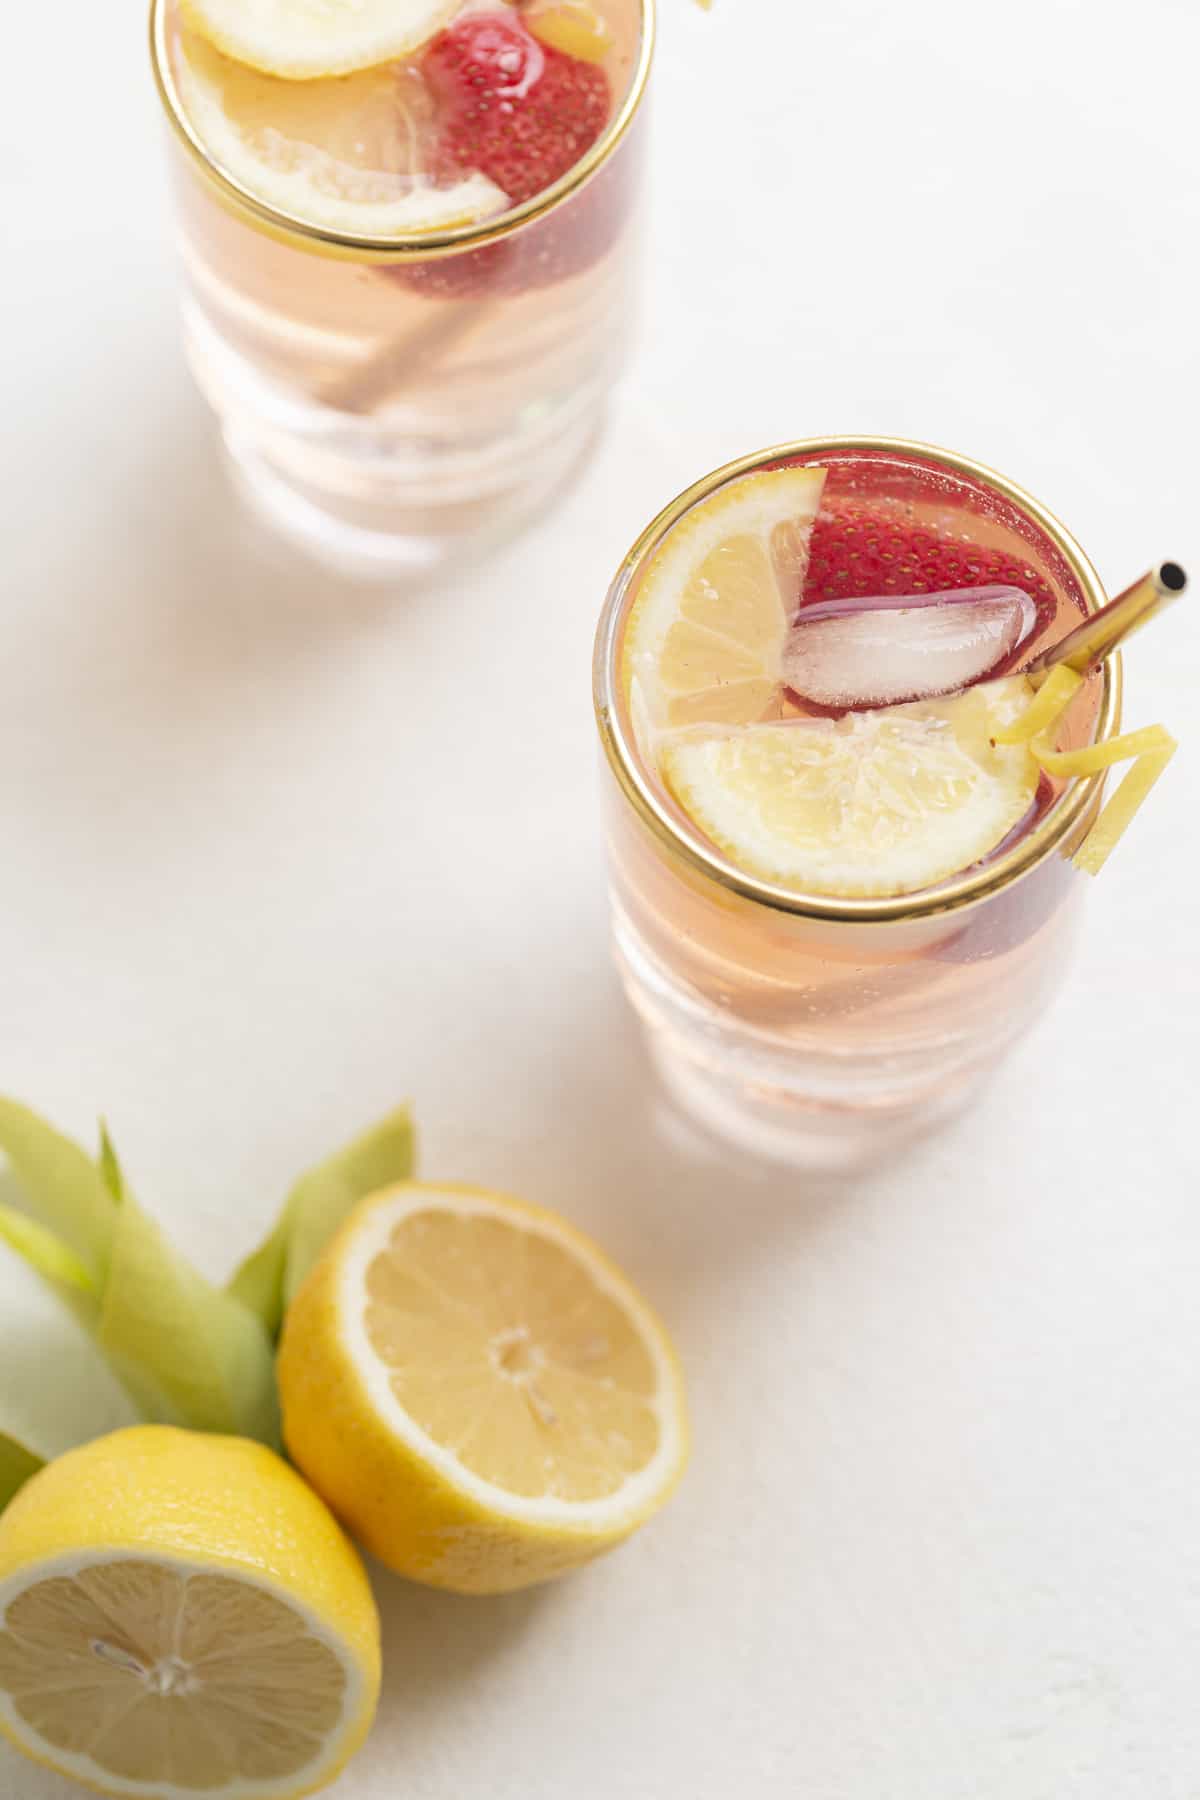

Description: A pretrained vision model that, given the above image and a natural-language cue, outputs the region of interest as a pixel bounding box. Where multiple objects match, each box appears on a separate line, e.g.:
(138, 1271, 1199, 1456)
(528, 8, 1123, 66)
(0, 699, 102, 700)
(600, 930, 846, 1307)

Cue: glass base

(612, 912, 999, 1173)
(221, 401, 602, 580)
(646, 1035, 982, 1174)
(184, 301, 607, 578)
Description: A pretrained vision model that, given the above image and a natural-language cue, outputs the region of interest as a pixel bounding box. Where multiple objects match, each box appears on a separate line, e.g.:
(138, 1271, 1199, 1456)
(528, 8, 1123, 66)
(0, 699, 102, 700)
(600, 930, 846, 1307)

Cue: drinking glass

(149, 0, 652, 573)
(593, 437, 1120, 1169)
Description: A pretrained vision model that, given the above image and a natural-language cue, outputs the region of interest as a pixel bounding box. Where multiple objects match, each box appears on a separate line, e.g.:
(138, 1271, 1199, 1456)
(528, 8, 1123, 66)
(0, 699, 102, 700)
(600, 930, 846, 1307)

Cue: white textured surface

(2, 1, 1198, 1797)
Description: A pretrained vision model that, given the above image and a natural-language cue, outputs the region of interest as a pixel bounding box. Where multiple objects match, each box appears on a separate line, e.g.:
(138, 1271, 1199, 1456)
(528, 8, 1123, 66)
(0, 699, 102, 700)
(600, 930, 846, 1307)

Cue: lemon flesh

(180, 0, 459, 80)
(528, 4, 615, 62)
(662, 678, 1039, 898)
(0, 1429, 379, 1800)
(622, 465, 826, 733)
(620, 465, 1042, 899)
(175, 34, 508, 235)
(278, 1184, 689, 1593)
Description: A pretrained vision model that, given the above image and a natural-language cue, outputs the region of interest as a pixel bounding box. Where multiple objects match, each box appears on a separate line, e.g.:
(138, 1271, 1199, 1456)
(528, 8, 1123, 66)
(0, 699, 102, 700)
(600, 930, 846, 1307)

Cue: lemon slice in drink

(180, 0, 459, 79)
(622, 465, 827, 734)
(662, 677, 1040, 898)
(0, 1428, 380, 1800)
(278, 1184, 689, 1595)
(528, 4, 615, 61)
(176, 36, 507, 235)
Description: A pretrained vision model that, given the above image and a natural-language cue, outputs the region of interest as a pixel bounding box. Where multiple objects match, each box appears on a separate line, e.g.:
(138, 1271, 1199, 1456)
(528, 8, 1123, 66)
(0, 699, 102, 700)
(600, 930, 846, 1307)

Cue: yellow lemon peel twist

(992, 664, 1084, 744)
(997, 666, 1176, 876)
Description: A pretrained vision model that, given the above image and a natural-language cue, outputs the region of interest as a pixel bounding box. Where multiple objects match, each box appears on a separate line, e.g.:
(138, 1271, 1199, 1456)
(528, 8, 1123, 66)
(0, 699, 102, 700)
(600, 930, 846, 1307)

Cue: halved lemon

(180, 0, 458, 80)
(662, 677, 1039, 897)
(277, 1184, 689, 1595)
(175, 35, 508, 235)
(621, 465, 826, 734)
(0, 1428, 380, 1800)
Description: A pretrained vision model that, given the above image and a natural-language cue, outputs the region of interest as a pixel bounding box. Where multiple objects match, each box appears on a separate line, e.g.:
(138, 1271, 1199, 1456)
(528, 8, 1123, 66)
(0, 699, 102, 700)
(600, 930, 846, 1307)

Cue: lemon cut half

(0, 1429, 380, 1800)
(180, 0, 459, 80)
(622, 465, 826, 734)
(176, 36, 507, 235)
(278, 1185, 689, 1594)
(662, 677, 1040, 898)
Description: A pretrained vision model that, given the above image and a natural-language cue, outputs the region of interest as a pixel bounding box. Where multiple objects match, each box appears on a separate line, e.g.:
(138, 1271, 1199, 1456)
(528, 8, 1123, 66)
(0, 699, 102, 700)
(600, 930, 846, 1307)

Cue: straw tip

(1158, 561, 1187, 594)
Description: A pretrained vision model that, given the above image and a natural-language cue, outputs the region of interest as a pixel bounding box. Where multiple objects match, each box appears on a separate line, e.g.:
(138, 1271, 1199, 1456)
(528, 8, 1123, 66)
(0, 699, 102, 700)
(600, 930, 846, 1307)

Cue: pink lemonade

(595, 441, 1118, 1169)
(151, 0, 649, 570)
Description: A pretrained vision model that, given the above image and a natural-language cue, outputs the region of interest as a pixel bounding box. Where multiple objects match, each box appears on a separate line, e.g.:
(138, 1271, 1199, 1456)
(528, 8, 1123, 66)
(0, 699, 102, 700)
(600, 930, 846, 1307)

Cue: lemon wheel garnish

(995, 666, 1177, 875)
(277, 1184, 689, 1595)
(660, 678, 1039, 899)
(0, 1428, 380, 1800)
(180, 0, 458, 80)
(176, 35, 507, 235)
(622, 466, 826, 735)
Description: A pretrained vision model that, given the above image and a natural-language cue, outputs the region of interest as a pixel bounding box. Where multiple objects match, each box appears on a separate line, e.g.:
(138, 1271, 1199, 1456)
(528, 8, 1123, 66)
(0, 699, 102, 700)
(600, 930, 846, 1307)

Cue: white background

(3, 1, 1200, 1796)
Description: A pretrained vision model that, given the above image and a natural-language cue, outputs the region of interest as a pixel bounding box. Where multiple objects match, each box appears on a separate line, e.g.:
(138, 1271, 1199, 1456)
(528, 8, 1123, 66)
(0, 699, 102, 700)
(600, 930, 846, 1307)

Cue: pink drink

(150, 0, 649, 572)
(593, 440, 1115, 1169)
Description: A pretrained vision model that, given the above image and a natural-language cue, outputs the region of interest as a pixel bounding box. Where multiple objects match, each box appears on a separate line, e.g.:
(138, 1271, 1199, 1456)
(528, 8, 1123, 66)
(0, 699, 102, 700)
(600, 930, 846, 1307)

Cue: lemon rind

(661, 681, 1039, 900)
(176, 48, 509, 235)
(622, 465, 827, 731)
(332, 1183, 688, 1532)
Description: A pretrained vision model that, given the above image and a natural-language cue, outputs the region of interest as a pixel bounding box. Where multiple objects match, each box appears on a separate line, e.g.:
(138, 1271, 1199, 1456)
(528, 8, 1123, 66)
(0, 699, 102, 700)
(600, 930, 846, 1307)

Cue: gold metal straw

(318, 301, 493, 416)
(1025, 562, 1187, 680)
(1002, 562, 1185, 875)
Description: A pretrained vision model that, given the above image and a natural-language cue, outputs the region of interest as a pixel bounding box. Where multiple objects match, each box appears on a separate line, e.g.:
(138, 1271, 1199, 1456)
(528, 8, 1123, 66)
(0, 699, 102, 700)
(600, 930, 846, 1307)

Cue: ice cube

(782, 585, 1038, 712)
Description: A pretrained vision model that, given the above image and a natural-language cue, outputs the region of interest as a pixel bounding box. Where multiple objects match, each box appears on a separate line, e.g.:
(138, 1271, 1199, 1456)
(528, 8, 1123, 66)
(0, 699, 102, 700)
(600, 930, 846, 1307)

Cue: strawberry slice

(800, 499, 1060, 637)
(385, 145, 631, 299)
(422, 12, 610, 206)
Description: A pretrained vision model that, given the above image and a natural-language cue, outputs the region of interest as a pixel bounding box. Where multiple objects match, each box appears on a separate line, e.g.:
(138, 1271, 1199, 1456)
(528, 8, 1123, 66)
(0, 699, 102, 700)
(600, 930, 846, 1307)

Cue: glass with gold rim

(149, 0, 653, 573)
(593, 436, 1126, 1169)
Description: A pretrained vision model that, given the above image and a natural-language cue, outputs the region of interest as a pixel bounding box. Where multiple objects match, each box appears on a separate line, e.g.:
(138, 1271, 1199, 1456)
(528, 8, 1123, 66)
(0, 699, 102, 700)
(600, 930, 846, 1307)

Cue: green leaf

(0, 1104, 280, 1450)
(97, 1121, 125, 1203)
(0, 1434, 43, 1511)
(0, 1098, 116, 1281)
(0, 1201, 99, 1331)
(227, 1215, 290, 1335)
(97, 1185, 281, 1447)
(0, 1099, 416, 1464)
(0, 1202, 98, 1296)
(282, 1106, 416, 1306)
(0, 1236, 137, 1509)
(230, 1105, 416, 1338)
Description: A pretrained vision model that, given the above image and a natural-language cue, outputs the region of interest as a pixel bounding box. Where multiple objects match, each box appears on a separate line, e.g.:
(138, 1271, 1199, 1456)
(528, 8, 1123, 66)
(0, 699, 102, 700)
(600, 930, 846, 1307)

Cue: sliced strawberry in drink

(422, 12, 611, 205)
(386, 143, 632, 298)
(388, 15, 629, 305)
(779, 499, 1062, 711)
(800, 501, 1060, 624)
(782, 585, 1039, 711)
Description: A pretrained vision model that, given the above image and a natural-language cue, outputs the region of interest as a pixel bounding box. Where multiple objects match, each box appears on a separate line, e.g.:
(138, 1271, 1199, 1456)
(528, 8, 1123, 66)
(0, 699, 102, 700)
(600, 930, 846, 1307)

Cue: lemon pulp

(621, 465, 1042, 898)
(179, 0, 460, 81)
(662, 679, 1039, 899)
(175, 33, 507, 235)
(278, 1184, 689, 1593)
(0, 1428, 379, 1800)
(0, 1561, 348, 1791)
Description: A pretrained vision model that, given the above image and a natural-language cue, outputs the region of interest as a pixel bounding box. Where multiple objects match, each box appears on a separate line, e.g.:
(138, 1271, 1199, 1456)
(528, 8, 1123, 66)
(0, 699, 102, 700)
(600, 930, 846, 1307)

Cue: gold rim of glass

(593, 435, 1123, 926)
(148, 0, 655, 262)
